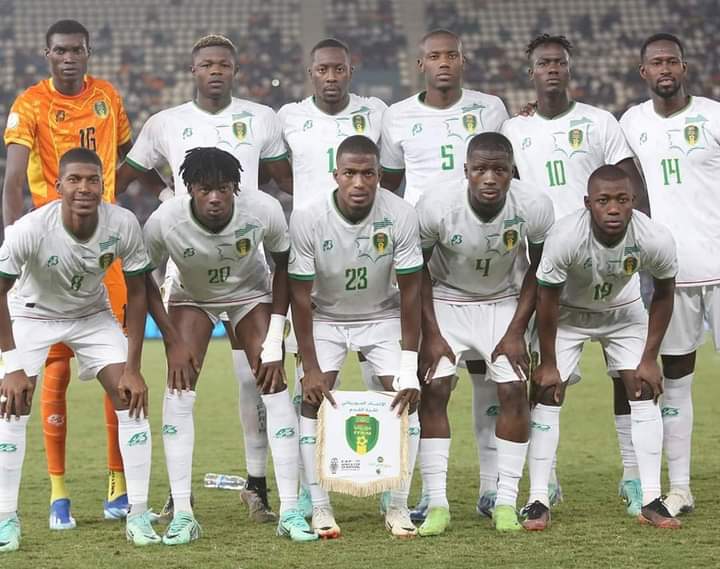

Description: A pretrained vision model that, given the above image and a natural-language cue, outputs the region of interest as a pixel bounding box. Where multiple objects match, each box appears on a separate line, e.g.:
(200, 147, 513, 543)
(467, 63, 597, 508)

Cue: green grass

(11, 339, 720, 568)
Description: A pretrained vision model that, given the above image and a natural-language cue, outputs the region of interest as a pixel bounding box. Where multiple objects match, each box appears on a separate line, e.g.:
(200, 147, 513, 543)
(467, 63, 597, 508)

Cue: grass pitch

(11, 339, 720, 568)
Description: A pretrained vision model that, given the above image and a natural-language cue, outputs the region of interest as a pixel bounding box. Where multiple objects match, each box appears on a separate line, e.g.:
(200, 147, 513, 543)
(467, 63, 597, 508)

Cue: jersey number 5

(440, 144, 454, 170)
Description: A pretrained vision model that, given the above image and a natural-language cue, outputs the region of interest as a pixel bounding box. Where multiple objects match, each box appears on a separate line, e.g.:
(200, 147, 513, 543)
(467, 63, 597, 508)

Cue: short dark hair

(180, 147, 243, 191)
(311, 38, 350, 58)
(192, 34, 237, 59)
(467, 132, 514, 161)
(526, 34, 573, 60)
(640, 33, 685, 61)
(419, 29, 462, 54)
(46, 20, 90, 48)
(336, 135, 379, 162)
(587, 164, 631, 193)
(59, 147, 102, 176)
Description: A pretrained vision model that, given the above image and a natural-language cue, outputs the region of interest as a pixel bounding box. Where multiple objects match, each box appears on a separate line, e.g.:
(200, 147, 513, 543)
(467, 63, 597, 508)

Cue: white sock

(528, 404, 561, 507)
(630, 399, 663, 505)
(470, 373, 498, 496)
(262, 390, 300, 514)
(116, 410, 151, 513)
(234, 349, 268, 477)
(419, 437, 450, 509)
(661, 374, 693, 492)
(0, 416, 29, 514)
(390, 411, 420, 509)
(162, 389, 196, 514)
(495, 437, 528, 508)
(299, 416, 330, 507)
(614, 414, 639, 480)
(292, 359, 303, 413)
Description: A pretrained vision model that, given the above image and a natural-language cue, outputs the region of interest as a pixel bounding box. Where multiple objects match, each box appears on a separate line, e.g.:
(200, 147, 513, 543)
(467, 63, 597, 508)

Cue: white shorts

(661, 285, 720, 355)
(13, 311, 128, 381)
(432, 300, 523, 383)
(555, 301, 648, 382)
(311, 319, 401, 378)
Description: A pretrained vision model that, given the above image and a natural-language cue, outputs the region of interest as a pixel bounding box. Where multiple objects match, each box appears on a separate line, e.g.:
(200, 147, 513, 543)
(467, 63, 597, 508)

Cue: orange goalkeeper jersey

(4, 75, 131, 207)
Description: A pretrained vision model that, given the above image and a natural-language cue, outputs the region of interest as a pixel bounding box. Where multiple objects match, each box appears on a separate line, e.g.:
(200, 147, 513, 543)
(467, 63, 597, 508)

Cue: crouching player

(289, 136, 423, 538)
(143, 147, 316, 543)
(524, 164, 679, 530)
(416, 133, 554, 534)
(0, 148, 156, 551)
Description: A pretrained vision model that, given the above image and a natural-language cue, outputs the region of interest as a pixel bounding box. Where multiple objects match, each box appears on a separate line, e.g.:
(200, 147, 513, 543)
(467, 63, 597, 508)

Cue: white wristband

(2, 349, 24, 374)
(158, 187, 175, 202)
(260, 314, 286, 364)
(392, 350, 420, 392)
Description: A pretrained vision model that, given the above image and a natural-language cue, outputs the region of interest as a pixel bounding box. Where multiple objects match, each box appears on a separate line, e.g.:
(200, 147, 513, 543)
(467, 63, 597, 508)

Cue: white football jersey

(380, 89, 509, 205)
(289, 189, 423, 323)
(502, 102, 633, 219)
(537, 209, 677, 311)
(278, 94, 387, 208)
(126, 98, 287, 194)
(143, 192, 289, 306)
(0, 202, 151, 320)
(418, 179, 554, 303)
(620, 96, 720, 286)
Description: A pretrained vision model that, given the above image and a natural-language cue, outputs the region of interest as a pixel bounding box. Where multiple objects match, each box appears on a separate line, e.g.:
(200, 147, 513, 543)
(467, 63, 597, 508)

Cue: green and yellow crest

(236, 238, 251, 257)
(352, 114, 366, 134)
(373, 232, 389, 254)
(232, 121, 247, 141)
(345, 413, 379, 455)
(98, 252, 115, 269)
(684, 125, 699, 146)
(503, 229, 519, 251)
(94, 100, 108, 118)
(568, 128, 583, 149)
(623, 256, 638, 275)
(462, 113, 477, 134)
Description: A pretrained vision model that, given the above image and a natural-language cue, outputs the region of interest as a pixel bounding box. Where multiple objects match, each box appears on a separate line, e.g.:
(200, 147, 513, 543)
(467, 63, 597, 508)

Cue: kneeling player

(144, 147, 316, 543)
(289, 136, 423, 538)
(416, 133, 554, 534)
(524, 165, 679, 530)
(0, 148, 157, 551)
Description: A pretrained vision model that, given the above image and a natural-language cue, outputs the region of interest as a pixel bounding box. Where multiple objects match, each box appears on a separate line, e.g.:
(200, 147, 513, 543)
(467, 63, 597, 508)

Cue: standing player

(143, 148, 316, 543)
(380, 28, 509, 520)
(0, 148, 158, 551)
(2, 19, 134, 528)
(416, 133, 554, 535)
(117, 34, 293, 522)
(620, 33, 720, 516)
(502, 34, 647, 516)
(289, 136, 423, 538)
(524, 165, 678, 530)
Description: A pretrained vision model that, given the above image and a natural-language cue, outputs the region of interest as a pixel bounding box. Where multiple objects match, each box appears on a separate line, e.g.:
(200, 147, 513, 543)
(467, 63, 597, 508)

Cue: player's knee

(661, 353, 696, 378)
(497, 381, 527, 415)
(420, 379, 451, 414)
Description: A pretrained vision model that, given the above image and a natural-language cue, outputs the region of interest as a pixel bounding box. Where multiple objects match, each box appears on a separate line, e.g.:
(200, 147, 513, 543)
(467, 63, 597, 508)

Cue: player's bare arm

(532, 284, 563, 404)
(492, 242, 543, 380)
(2, 144, 31, 226)
(260, 158, 293, 195)
(115, 161, 170, 198)
(392, 270, 422, 414)
(616, 157, 650, 215)
(380, 168, 404, 193)
(635, 276, 675, 402)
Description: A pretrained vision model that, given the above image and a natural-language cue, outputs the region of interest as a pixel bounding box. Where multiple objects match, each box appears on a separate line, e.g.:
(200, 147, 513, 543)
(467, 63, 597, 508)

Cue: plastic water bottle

(203, 473, 246, 490)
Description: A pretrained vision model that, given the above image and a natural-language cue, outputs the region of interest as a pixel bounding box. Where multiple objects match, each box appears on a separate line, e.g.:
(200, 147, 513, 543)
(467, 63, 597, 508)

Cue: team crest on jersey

(373, 232, 389, 254)
(55, 110, 66, 123)
(502, 229, 519, 251)
(235, 238, 252, 257)
(668, 115, 708, 155)
(98, 252, 115, 269)
(352, 114, 366, 134)
(684, 125, 700, 146)
(462, 113, 478, 134)
(346, 413, 379, 455)
(94, 101, 108, 118)
(623, 256, 639, 275)
(232, 121, 247, 141)
(568, 128, 583, 149)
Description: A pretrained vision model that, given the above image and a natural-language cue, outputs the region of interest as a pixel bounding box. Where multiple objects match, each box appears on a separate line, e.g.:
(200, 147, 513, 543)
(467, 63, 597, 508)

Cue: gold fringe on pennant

(316, 392, 409, 497)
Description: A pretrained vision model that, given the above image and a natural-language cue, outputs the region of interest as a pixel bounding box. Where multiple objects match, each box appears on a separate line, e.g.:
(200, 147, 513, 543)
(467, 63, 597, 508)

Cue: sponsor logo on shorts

(299, 435, 316, 445)
(127, 432, 149, 446)
(47, 414, 65, 426)
(531, 421, 551, 432)
(0, 443, 18, 452)
(162, 424, 178, 435)
(408, 427, 420, 437)
(486, 405, 500, 417)
(661, 406, 679, 417)
(274, 427, 296, 439)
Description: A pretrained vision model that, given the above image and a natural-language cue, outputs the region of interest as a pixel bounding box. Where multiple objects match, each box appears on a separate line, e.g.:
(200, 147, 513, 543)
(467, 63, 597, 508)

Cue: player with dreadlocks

(144, 147, 317, 544)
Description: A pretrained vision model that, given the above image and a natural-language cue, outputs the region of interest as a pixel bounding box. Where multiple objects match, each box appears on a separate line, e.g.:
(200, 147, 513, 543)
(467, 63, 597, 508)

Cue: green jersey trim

(537, 279, 565, 288)
(289, 273, 315, 281)
(381, 166, 405, 173)
(0, 270, 19, 279)
(123, 264, 155, 277)
(125, 156, 149, 173)
(396, 264, 423, 276)
(260, 152, 289, 163)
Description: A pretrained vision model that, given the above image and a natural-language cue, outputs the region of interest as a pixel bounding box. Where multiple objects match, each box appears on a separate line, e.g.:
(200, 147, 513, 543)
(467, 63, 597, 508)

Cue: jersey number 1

(661, 158, 681, 185)
(545, 160, 566, 187)
(79, 127, 97, 151)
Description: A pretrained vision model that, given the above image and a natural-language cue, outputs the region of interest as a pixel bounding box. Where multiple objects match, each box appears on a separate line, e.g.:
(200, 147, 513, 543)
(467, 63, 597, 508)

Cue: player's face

(190, 180, 236, 227)
(45, 34, 90, 82)
(418, 34, 464, 91)
(529, 43, 570, 95)
(585, 178, 634, 241)
(334, 152, 380, 216)
(57, 162, 103, 217)
(465, 149, 513, 209)
(309, 47, 352, 105)
(192, 46, 238, 99)
(640, 40, 687, 99)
